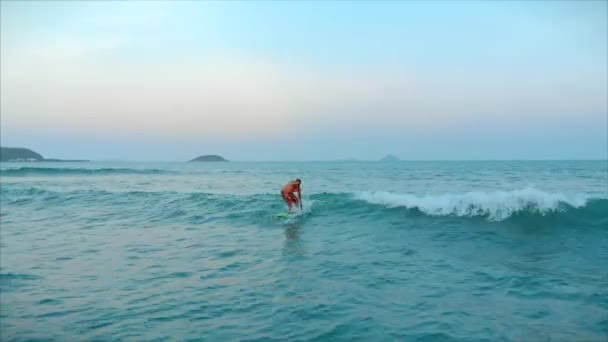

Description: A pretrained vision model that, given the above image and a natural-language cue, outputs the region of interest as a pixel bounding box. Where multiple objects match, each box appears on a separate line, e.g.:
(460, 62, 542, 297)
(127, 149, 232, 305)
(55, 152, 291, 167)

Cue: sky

(1, 0, 607, 161)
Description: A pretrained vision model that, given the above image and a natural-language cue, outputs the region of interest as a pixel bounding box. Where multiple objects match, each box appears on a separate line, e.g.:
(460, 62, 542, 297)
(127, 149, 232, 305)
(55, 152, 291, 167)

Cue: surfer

(281, 178, 302, 212)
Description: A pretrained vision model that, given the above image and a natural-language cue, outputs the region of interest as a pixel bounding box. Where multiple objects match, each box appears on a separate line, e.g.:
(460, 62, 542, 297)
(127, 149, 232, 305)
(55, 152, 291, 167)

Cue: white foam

(299, 198, 315, 215)
(353, 187, 590, 221)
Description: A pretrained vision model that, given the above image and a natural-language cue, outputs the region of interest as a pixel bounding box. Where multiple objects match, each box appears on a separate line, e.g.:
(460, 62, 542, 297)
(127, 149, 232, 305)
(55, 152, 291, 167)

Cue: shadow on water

(283, 221, 305, 257)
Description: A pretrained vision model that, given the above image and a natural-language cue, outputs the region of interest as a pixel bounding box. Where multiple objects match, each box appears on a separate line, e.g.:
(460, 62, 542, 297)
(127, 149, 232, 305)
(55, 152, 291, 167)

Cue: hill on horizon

(380, 154, 400, 162)
(0, 147, 88, 162)
(189, 155, 228, 162)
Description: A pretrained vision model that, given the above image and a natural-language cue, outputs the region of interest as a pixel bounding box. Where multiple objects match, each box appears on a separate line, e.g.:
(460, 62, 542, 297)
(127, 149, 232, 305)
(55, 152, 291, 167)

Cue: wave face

(2, 186, 606, 224)
(1, 161, 607, 341)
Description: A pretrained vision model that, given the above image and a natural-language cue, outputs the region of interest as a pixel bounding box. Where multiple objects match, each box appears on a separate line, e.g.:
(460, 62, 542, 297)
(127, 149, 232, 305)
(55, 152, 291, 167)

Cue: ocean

(1, 160, 607, 341)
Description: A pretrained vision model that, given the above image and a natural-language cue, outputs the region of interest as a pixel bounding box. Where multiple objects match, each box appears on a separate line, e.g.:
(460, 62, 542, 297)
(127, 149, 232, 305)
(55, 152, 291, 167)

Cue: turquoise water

(1, 161, 607, 341)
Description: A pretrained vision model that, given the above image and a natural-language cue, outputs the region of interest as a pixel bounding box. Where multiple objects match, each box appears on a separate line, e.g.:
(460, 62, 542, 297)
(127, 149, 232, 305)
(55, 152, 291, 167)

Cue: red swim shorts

(281, 191, 298, 205)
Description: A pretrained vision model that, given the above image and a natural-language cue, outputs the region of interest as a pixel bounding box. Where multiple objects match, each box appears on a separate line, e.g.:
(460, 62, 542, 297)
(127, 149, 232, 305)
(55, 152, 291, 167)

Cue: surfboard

(276, 212, 291, 219)
(277, 209, 304, 219)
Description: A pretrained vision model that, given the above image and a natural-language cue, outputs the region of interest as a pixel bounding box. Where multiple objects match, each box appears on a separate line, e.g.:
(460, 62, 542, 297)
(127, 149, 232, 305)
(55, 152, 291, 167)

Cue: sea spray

(353, 187, 590, 221)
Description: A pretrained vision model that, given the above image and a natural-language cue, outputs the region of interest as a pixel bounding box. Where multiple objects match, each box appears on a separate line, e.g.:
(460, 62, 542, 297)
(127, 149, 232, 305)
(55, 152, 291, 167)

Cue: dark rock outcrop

(189, 155, 228, 162)
(1, 147, 44, 162)
(0, 147, 88, 162)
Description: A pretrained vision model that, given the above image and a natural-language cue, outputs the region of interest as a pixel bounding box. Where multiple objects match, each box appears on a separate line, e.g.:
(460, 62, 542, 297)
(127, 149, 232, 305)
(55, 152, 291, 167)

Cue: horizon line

(2, 159, 606, 163)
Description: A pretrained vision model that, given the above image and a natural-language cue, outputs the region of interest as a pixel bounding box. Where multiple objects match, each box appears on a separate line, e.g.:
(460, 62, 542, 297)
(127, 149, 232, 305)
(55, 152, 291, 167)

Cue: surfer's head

(295, 178, 301, 184)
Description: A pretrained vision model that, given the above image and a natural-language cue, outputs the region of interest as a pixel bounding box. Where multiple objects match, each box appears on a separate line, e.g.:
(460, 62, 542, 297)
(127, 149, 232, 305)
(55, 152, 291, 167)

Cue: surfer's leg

(288, 194, 298, 211)
(290, 194, 299, 206)
(282, 191, 293, 210)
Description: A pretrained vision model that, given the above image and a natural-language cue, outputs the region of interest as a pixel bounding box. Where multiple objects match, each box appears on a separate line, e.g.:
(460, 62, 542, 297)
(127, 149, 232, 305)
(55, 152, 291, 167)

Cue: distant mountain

(189, 155, 228, 162)
(380, 154, 400, 162)
(1, 147, 44, 162)
(0, 147, 88, 162)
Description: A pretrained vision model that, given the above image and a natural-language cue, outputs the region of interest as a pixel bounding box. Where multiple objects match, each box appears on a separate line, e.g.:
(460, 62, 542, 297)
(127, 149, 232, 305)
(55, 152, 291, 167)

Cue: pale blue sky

(1, 1, 606, 161)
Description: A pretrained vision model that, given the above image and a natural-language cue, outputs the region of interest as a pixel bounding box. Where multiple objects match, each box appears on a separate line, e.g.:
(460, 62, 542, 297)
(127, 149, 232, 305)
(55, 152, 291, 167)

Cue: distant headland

(0, 147, 88, 162)
(380, 154, 400, 162)
(189, 155, 228, 162)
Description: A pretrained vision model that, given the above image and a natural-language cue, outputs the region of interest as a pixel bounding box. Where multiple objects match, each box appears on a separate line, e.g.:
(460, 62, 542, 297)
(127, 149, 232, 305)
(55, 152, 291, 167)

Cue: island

(380, 154, 400, 162)
(189, 155, 228, 162)
(0, 147, 44, 161)
(0, 147, 88, 162)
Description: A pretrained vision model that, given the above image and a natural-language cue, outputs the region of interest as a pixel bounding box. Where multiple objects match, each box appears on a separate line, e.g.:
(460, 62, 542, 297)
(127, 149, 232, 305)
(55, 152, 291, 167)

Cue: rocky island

(189, 155, 228, 162)
(0, 147, 88, 162)
(380, 154, 400, 162)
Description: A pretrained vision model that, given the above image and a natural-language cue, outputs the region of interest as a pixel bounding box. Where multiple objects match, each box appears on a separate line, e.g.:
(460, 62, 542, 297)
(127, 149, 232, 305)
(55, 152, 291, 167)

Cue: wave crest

(353, 187, 591, 221)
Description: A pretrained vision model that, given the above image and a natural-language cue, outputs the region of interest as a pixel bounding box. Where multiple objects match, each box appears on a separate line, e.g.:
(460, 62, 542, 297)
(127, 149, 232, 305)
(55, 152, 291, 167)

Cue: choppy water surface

(1, 161, 607, 341)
